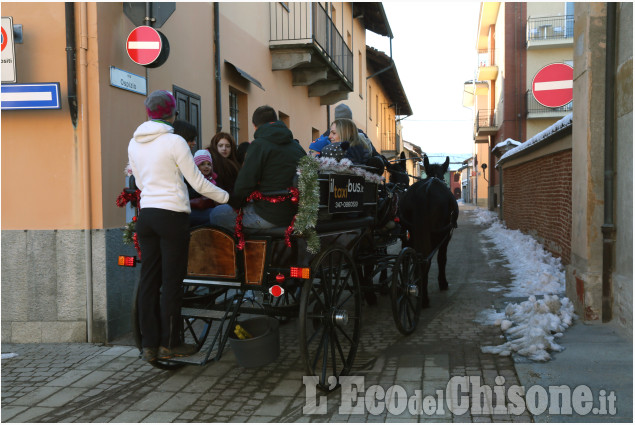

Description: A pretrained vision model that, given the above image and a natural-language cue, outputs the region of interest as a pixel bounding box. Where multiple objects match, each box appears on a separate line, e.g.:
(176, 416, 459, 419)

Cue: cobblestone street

(1, 205, 626, 422)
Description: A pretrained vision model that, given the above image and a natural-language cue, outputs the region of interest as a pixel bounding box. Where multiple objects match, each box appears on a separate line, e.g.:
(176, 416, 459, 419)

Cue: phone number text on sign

(328, 175, 364, 214)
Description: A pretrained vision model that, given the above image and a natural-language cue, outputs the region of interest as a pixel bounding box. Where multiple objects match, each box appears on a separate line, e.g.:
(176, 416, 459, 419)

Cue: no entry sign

(126, 26, 169, 67)
(532, 63, 573, 108)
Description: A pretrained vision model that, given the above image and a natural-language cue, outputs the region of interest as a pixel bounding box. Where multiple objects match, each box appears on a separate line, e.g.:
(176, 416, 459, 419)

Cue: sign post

(531, 63, 573, 108)
(126, 26, 169, 68)
(1, 17, 16, 83)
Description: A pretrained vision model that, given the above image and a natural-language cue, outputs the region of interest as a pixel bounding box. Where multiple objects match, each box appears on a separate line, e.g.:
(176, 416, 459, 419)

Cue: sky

(366, 2, 482, 156)
(468, 207, 576, 362)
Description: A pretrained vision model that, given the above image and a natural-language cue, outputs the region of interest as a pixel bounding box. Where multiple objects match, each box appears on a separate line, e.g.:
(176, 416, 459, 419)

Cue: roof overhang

(366, 46, 413, 116)
(354, 3, 393, 38)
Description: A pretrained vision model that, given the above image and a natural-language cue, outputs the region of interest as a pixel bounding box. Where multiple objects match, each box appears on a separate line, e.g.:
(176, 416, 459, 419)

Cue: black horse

(398, 155, 458, 307)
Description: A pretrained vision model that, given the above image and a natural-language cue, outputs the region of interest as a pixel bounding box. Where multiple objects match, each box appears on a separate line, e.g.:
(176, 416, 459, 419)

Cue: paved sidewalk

(1, 204, 632, 422)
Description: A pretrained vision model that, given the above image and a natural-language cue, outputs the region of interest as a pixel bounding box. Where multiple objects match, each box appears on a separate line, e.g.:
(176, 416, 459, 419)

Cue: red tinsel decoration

(116, 188, 142, 259)
(235, 187, 300, 250)
(132, 232, 141, 260)
(116, 189, 141, 208)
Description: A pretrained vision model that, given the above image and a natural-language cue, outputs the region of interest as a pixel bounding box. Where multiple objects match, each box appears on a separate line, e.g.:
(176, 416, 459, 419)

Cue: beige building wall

(527, 2, 569, 19)
(2, 2, 390, 343)
(474, 142, 490, 207)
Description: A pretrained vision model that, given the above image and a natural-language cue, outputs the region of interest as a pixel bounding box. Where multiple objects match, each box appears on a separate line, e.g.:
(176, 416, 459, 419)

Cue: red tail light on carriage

(290, 267, 310, 279)
(118, 255, 137, 267)
(269, 285, 285, 298)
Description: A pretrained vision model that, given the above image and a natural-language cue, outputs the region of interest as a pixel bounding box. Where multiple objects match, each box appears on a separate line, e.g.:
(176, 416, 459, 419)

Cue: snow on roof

(498, 113, 573, 163)
(492, 138, 521, 152)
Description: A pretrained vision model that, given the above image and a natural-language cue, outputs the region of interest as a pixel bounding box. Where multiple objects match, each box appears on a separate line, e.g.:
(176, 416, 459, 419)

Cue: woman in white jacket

(128, 90, 229, 362)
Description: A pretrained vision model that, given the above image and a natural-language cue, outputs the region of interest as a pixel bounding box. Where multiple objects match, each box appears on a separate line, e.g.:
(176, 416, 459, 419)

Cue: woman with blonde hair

(321, 118, 372, 164)
(207, 132, 241, 194)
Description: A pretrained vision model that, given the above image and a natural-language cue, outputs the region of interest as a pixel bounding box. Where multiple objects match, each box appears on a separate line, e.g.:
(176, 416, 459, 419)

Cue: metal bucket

(228, 316, 280, 368)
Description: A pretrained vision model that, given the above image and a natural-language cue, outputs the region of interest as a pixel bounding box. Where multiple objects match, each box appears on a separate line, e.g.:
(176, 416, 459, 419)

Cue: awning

(225, 60, 264, 91)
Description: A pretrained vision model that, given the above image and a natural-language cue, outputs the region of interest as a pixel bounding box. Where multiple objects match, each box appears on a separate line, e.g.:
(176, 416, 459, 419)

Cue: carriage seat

(242, 215, 374, 238)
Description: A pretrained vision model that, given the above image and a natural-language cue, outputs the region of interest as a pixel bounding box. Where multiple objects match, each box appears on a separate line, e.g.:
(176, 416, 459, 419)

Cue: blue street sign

(1, 83, 62, 110)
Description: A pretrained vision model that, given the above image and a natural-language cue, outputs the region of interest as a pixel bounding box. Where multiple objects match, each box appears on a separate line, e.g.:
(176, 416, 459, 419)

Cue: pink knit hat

(194, 150, 213, 167)
(145, 90, 176, 120)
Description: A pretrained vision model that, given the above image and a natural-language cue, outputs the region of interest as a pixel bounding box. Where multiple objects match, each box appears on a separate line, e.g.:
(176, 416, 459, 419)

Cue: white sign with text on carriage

(328, 175, 364, 213)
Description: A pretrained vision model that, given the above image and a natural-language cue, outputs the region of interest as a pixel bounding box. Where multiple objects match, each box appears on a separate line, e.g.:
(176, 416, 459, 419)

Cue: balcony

(477, 49, 498, 81)
(526, 15, 574, 49)
(526, 90, 572, 119)
(474, 109, 498, 138)
(269, 2, 353, 105)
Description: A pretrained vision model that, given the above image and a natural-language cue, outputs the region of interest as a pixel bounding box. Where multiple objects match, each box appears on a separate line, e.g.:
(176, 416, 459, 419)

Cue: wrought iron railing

(476, 109, 496, 129)
(269, 2, 353, 85)
(526, 90, 573, 114)
(527, 15, 574, 42)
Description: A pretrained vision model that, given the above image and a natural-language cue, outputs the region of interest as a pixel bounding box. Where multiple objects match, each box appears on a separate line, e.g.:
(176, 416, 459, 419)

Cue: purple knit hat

(145, 90, 177, 120)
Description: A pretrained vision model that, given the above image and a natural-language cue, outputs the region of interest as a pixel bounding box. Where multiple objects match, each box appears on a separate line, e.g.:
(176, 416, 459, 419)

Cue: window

(375, 95, 379, 127)
(229, 90, 240, 143)
(358, 51, 362, 98)
(368, 85, 372, 120)
(279, 111, 290, 128)
(454, 172, 460, 183)
(312, 127, 320, 141)
(173, 85, 202, 150)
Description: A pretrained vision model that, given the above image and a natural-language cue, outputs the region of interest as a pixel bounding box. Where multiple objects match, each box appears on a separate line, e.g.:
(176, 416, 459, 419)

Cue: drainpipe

(73, 2, 94, 342)
(601, 2, 616, 323)
(65, 3, 78, 127)
(214, 2, 222, 133)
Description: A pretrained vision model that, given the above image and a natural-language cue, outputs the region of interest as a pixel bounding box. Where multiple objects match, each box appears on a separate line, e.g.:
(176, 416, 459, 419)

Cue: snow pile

(482, 295, 575, 361)
(471, 208, 576, 361)
(1, 353, 19, 360)
(482, 220, 565, 297)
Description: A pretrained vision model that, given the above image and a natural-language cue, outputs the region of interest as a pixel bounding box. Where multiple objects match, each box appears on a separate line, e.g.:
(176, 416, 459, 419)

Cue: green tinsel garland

(294, 155, 321, 254)
(122, 221, 136, 245)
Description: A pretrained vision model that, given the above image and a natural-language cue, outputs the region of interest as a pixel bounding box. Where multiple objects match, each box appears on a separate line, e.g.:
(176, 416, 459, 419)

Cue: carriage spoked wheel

(390, 247, 423, 335)
(299, 246, 362, 392)
(131, 281, 185, 370)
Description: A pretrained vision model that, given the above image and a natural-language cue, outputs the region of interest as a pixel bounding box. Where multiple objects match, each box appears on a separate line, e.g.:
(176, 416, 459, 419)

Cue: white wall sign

(1, 17, 17, 83)
(109, 66, 146, 95)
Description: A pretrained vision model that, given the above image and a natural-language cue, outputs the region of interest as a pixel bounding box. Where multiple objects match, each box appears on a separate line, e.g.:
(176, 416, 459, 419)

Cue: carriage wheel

(299, 246, 361, 391)
(132, 281, 184, 371)
(390, 247, 423, 335)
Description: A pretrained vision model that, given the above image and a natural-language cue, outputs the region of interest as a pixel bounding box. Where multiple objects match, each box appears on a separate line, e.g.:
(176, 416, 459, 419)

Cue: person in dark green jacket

(209, 105, 306, 230)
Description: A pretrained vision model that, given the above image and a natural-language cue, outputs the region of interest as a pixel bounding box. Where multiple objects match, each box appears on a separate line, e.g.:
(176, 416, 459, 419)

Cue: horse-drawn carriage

(119, 155, 456, 391)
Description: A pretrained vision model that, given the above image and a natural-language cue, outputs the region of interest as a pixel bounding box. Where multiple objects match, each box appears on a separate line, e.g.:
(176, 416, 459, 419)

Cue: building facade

(464, 2, 573, 211)
(1, 2, 407, 343)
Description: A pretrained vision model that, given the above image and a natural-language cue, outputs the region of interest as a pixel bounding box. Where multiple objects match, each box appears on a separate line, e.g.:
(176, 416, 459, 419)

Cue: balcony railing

(476, 109, 496, 129)
(381, 132, 396, 153)
(527, 15, 574, 42)
(526, 90, 572, 115)
(269, 2, 353, 85)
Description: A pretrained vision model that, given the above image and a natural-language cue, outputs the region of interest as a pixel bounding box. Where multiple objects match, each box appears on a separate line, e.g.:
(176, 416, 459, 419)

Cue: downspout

(601, 2, 616, 323)
(65, 3, 78, 127)
(214, 2, 222, 133)
(78, 2, 94, 342)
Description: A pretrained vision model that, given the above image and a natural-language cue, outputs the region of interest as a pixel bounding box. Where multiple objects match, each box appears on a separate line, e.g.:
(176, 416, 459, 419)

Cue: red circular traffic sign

(532, 63, 573, 108)
(1, 26, 7, 52)
(126, 26, 162, 66)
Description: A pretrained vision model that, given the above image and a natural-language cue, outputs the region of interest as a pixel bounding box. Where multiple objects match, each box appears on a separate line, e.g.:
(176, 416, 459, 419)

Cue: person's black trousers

(136, 208, 190, 348)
